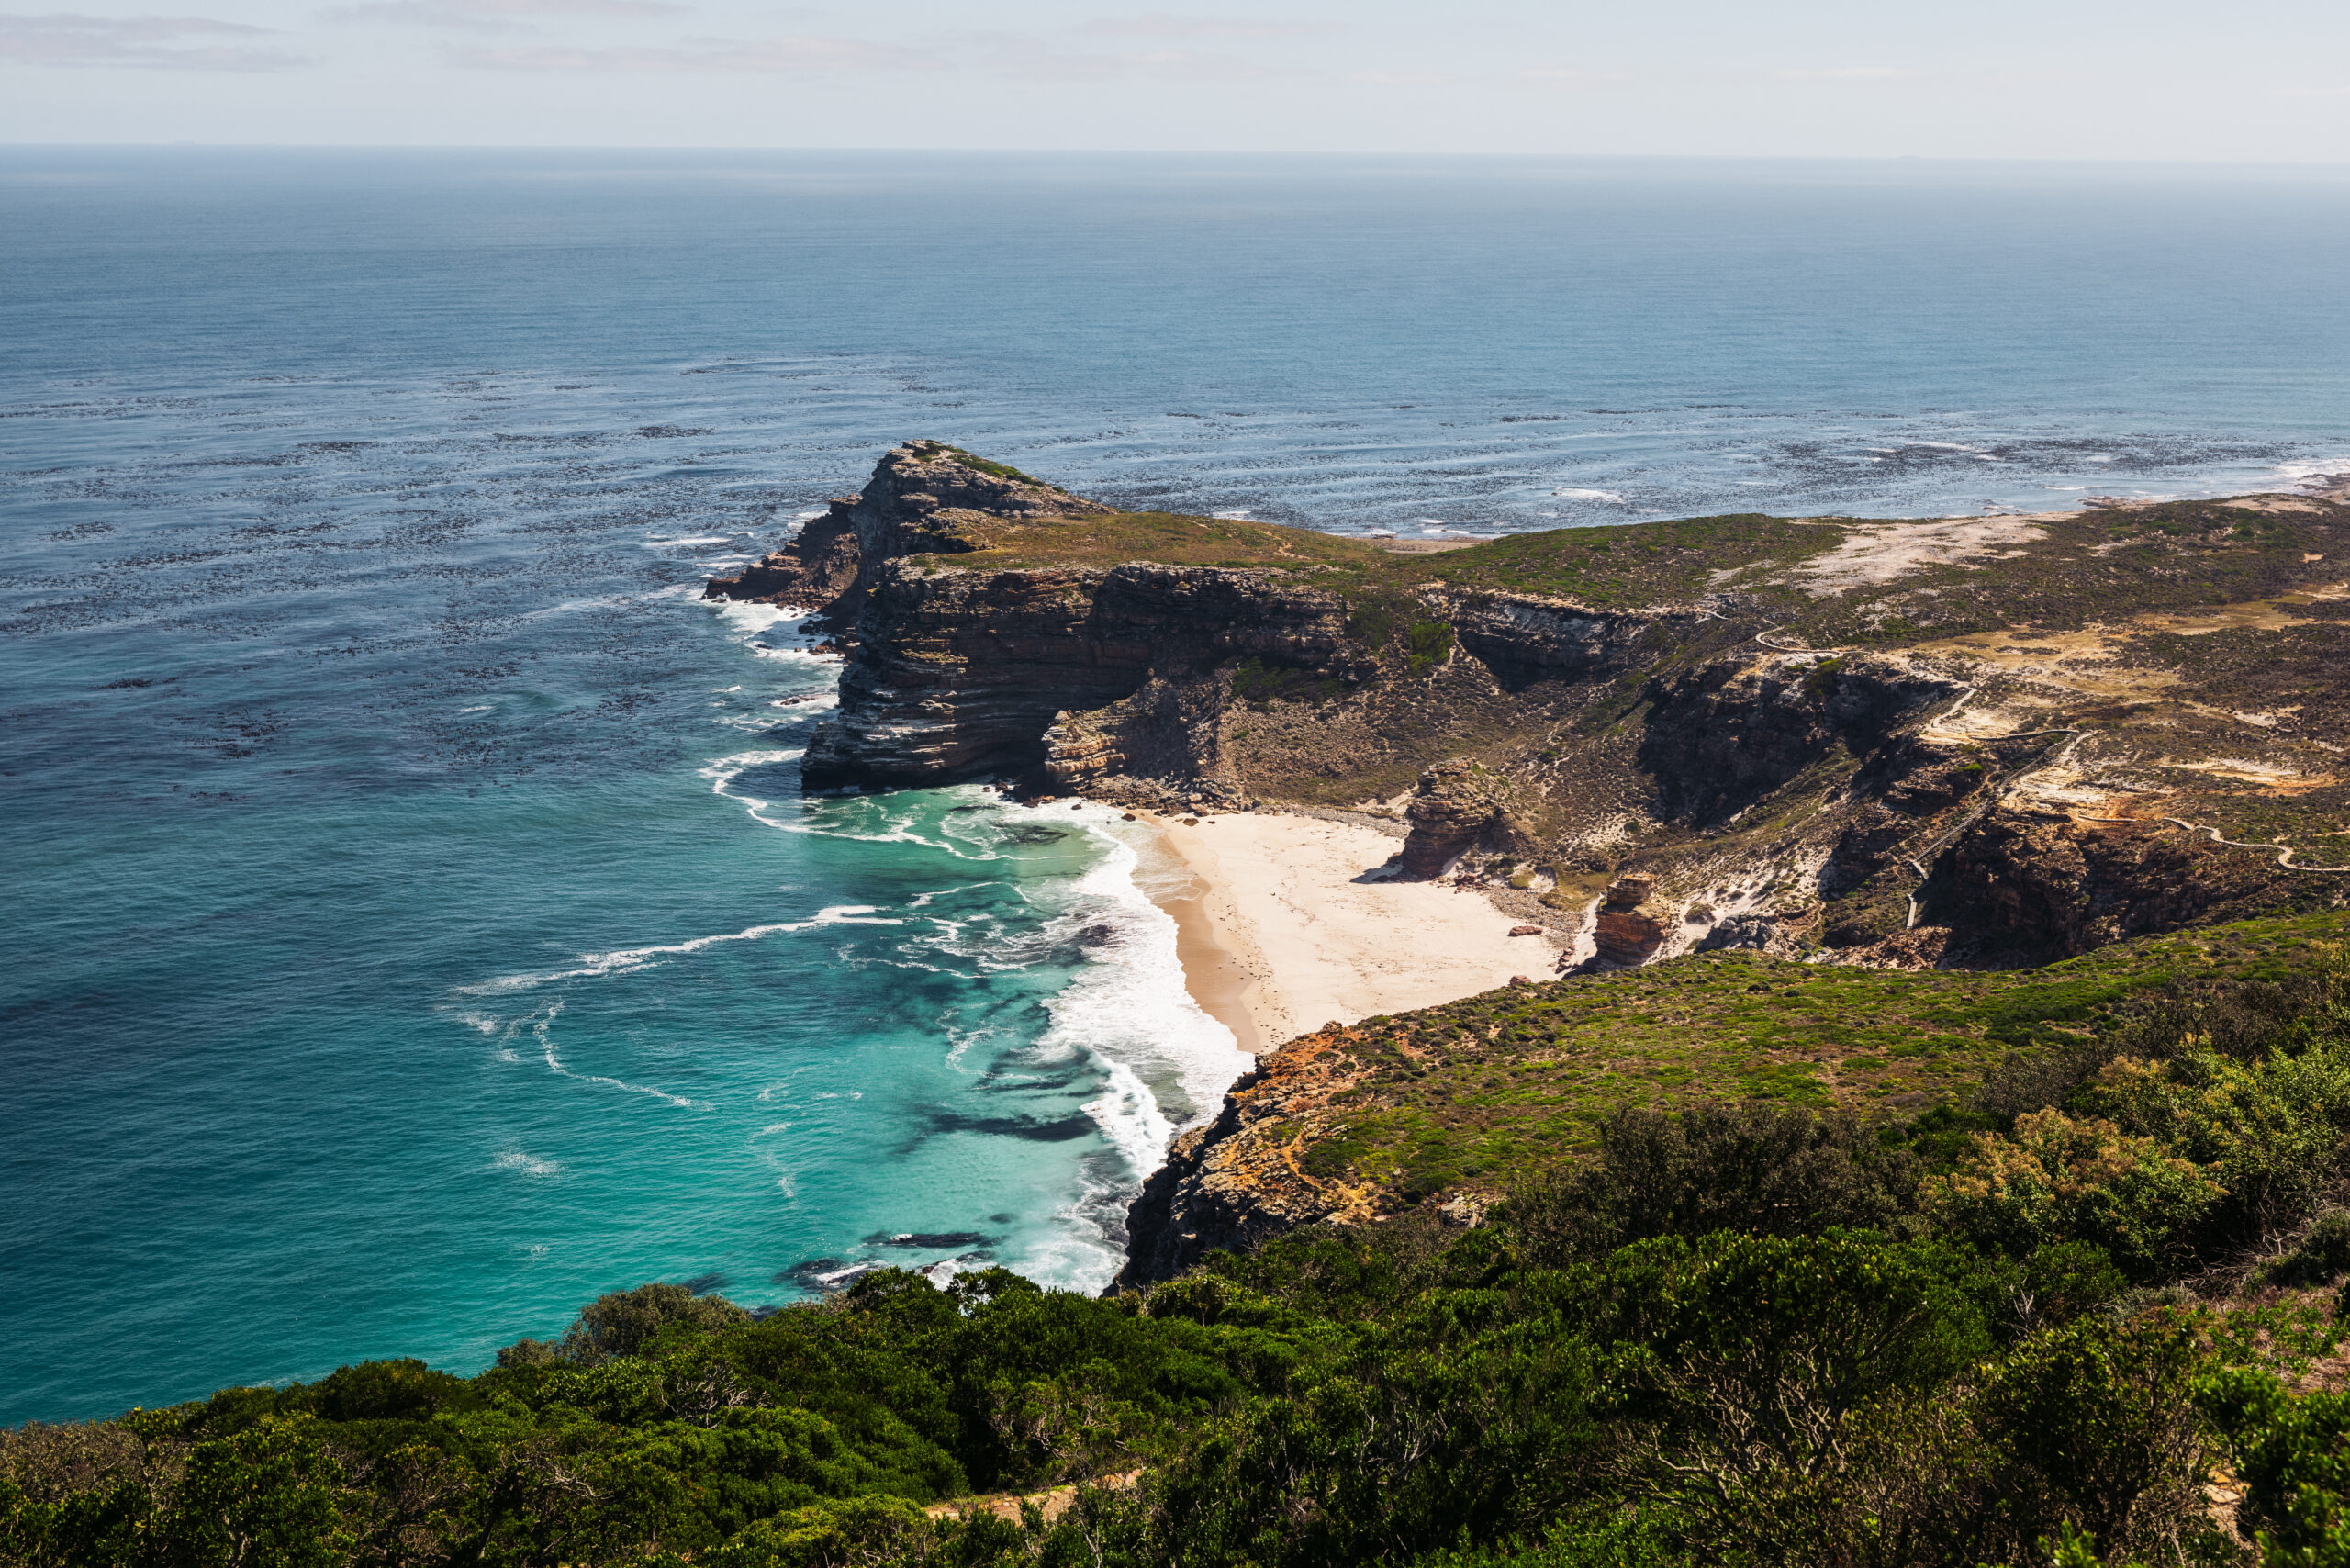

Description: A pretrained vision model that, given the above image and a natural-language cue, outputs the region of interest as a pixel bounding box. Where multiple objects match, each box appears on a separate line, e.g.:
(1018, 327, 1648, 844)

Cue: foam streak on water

(4, 148, 2349, 1424)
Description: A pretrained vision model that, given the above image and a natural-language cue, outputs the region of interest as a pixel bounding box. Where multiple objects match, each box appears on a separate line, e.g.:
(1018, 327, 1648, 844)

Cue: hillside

(1120, 909, 2350, 1281)
(714, 441, 2350, 973)
(9, 938, 2350, 1568)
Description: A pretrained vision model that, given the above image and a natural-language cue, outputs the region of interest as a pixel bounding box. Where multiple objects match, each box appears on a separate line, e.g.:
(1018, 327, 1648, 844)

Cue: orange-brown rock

(1114, 1028, 1389, 1288)
(1593, 874, 1669, 967)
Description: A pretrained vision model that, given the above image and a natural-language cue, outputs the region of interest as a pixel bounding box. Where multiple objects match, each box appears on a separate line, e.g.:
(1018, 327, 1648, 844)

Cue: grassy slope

(1281, 910, 2350, 1204)
(936, 505, 1845, 608)
(934, 493, 2350, 637)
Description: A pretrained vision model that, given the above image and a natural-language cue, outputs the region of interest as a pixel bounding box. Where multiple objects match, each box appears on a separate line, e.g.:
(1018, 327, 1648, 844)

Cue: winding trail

(2155, 818, 2350, 874)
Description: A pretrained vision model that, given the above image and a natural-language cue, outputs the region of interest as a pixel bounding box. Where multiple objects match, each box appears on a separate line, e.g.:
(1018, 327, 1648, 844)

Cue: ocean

(3, 148, 2346, 1425)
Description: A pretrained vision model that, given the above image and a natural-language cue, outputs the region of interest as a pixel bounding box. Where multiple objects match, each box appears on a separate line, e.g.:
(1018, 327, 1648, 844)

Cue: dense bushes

(1502, 1102, 1925, 1265)
(6, 955, 2350, 1567)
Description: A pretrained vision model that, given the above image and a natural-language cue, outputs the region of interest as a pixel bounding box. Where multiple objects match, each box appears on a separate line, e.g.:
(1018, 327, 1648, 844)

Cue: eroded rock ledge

(708, 442, 2350, 1279)
(711, 442, 2347, 973)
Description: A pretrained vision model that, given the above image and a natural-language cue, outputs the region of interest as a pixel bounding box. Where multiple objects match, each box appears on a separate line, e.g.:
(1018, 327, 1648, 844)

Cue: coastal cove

(715, 436, 2350, 1283)
(8, 149, 2350, 1427)
(1140, 810, 1550, 1053)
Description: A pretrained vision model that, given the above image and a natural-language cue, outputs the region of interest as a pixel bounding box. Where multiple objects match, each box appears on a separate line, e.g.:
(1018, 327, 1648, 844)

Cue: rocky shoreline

(712, 441, 2350, 1274)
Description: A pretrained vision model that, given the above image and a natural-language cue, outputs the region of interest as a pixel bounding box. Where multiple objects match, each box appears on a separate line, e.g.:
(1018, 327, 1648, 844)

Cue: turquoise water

(4, 150, 2348, 1424)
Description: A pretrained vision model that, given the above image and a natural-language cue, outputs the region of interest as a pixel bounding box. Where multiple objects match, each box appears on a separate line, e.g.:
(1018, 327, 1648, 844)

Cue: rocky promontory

(712, 442, 2350, 1270)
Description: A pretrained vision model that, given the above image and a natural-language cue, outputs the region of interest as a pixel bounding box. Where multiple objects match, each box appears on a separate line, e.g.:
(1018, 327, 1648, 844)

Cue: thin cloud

(997, 41, 1286, 82)
(446, 32, 938, 71)
(1771, 65, 1918, 82)
(1079, 13, 1326, 39)
(328, 0, 684, 29)
(1518, 64, 1632, 87)
(0, 10, 310, 67)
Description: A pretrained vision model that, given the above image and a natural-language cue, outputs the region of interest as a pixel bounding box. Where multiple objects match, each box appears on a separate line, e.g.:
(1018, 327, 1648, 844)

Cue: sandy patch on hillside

(1787, 514, 2050, 596)
(1136, 812, 1550, 1053)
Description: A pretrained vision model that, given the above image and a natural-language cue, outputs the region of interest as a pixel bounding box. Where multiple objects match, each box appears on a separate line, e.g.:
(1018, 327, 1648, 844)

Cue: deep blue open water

(4, 149, 2347, 1424)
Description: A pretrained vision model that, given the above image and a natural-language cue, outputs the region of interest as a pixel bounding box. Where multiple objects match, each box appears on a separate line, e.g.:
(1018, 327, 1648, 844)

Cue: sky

(1, 0, 2347, 157)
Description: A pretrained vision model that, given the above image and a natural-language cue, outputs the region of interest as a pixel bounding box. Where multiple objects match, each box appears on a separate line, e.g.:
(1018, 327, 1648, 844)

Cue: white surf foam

(979, 807, 1251, 1292)
(711, 600, 804, 636)
(527, 1001, 699, 1108)
(2279, 457, 2350, 490)
(1551, 487, 1628, 502)
(461, 907, 901, 995)
(530, 582, 701, 619)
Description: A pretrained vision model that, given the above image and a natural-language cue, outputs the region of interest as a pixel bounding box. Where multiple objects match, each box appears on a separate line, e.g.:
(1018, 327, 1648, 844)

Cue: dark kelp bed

(6, 927, 2350, 1567)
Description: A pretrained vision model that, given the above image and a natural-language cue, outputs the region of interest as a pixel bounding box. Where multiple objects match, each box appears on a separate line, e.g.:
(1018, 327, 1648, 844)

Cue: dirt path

(924, 1470, 1143, 1525)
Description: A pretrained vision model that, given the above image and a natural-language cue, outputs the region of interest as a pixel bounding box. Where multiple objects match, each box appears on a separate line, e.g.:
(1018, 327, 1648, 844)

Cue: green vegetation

(904, 442, 1058, 490)
(9, 938, 2350, 1566)
(1404, 619, 1456, 676)
(1268, 913, 2350, 1208)
(1229, 656, 1352, 710)
(915, 470, 2348, 665)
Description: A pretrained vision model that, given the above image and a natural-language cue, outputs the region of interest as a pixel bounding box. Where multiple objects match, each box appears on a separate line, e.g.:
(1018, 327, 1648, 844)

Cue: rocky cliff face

(713, 443, 2350, 1285)
(706, 440, 1112, 629)
(1114, 1030, 1389, 1289)
(1635, 652, 1964, 825)
(800, 560, 1357, 791)
(702, 497, 863, 615)
(1436, 590, 1695, 689)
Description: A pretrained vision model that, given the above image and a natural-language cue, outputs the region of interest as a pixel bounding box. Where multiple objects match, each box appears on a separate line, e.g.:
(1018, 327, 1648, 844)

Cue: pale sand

(1135, 812, 1553, 1053)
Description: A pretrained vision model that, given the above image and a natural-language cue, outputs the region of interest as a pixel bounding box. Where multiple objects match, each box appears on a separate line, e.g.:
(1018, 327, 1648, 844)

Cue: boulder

(1592, 874, 1670, 967)
(1398, 760, 1533, 879)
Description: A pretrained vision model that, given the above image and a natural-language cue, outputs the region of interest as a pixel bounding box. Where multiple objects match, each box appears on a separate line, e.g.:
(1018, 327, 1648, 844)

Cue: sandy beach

(1134, 811, 1555, 1054)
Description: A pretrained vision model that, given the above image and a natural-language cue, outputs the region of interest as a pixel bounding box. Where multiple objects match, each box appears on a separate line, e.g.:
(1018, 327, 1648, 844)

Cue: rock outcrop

(1436, 589, 1697, 689)
(1592, 874, 1670, 967)
(1637, 653, 1964, 826)
(1114, 1030, 1384, 1289)
(703, 497, 862, 614)
(705, 440, 1112, 629)
(1398, 760, 1535, 878)
(1930, 803, 2300, 962)
(800, 560, 1356, 791)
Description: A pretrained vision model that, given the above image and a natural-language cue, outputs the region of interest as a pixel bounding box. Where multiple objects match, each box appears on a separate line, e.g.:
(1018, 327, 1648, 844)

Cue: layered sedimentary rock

(1931, 803, 2302, 961)
(1592, 874, 1670, 967)
(1636, 653, 1965, 825)
(703, 498, 862, 613)
(706, 440, 1113, 629)
(1398, 759, 1535, 878)
(800, 561, 1355, 790)
(1435, 589, 1697, 689)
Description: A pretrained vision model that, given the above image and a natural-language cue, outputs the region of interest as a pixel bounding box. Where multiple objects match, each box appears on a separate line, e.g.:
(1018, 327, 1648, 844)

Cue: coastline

(1133, 809, 1556, 1055)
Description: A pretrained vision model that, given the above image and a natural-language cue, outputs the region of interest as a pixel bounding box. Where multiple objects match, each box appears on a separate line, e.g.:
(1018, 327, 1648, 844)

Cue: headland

(710, 439, 2350, 1277)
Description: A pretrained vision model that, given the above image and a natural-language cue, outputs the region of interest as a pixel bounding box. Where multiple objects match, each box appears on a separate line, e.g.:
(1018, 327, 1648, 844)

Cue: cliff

(717, 442, 2350, 969)
(711, 443, 2350, 1271)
